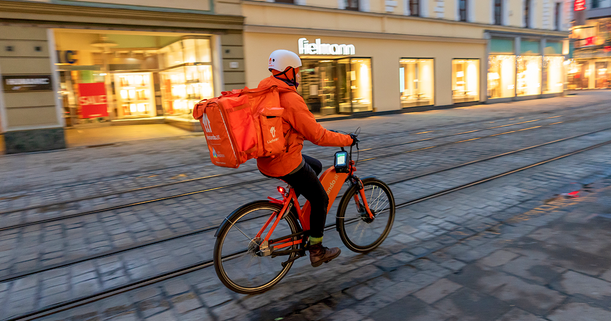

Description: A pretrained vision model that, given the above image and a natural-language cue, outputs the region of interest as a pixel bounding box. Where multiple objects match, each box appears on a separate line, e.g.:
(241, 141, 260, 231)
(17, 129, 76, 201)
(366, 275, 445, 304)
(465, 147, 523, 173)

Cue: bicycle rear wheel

(337, 178, 395, 253)
(213, 201, 301, 294)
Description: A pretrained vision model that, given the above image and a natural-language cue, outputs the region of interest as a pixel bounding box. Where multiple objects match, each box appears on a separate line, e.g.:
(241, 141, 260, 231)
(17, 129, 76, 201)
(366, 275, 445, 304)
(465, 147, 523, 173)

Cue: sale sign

(78, 82, 109, 118)
(575, 0, 585, 11)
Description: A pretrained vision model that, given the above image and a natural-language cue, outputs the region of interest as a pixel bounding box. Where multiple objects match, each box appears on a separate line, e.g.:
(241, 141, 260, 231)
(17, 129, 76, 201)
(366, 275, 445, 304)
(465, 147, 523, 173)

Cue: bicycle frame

(255, 159, 375, 258)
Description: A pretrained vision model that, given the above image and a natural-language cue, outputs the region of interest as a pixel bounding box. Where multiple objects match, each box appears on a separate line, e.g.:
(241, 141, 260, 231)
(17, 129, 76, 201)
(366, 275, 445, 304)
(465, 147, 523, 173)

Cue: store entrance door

(300, 60, 338, 115)
(299, 58, 372, 116)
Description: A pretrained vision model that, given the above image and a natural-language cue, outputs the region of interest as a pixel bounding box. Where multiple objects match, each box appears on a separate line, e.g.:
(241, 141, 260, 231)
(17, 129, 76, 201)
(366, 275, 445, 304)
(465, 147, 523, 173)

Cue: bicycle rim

(339, 180, 395, 252)
(214, 202, 299, 294)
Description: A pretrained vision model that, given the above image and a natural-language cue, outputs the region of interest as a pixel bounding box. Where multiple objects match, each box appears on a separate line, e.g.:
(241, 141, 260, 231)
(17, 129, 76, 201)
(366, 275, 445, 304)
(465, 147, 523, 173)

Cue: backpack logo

(212, 147, 218, 158)
(202, 114, 212, 133)
(270, 126, 276, 138)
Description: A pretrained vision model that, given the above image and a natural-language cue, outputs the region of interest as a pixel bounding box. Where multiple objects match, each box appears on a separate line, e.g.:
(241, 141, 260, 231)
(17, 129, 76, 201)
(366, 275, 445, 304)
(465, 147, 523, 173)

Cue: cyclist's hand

(350, 133, 359, 146)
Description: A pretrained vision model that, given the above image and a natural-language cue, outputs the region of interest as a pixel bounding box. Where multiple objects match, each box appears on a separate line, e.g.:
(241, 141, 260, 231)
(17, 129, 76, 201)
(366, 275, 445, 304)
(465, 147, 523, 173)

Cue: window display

(349, 59, 372, 112)
(488, 55, 515, 99)
(543, 56, 564, 94)
(159, 38, 215, 117)
(567, 61, 589, 90)
(596, 61, 608, 88)
(517, 56, 542, 96)
(114, 72, 155, 118)
(452, 59, 479, 103)
(299, 58, 373, 115)
(400, 59, 434, 107)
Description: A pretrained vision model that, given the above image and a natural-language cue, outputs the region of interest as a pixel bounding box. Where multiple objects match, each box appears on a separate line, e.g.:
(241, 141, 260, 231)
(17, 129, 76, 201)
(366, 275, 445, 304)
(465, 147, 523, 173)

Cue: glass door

(299, 60, 322, 113)
(337, 59, 352, 113)
(319, 60, 337, 114)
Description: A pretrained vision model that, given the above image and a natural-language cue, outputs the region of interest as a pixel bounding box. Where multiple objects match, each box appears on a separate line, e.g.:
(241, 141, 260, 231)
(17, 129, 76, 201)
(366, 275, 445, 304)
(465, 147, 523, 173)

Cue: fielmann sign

(298, 38, 356, 56)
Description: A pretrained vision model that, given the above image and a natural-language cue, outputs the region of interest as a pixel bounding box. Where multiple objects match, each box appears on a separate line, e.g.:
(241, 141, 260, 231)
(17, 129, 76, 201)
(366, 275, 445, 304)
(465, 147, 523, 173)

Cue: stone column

(0, 26, 65, 154)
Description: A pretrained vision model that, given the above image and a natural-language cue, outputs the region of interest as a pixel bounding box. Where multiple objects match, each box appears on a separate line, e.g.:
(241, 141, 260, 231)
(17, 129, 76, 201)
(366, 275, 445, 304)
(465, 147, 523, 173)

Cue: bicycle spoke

(216, 204, 297, 293)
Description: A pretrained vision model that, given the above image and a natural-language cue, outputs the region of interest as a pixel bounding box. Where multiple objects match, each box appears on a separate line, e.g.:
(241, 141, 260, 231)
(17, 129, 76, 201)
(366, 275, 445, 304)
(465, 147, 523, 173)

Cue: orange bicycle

(213, 136, 395, 294)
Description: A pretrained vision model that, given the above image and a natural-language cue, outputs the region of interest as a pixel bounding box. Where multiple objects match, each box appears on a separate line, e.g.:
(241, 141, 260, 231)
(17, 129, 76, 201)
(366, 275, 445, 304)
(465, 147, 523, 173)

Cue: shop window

(592, 0, 600, 9)
(494, 0, 503, 25)
(299, 58, 373, 115)
(347, 58, 373, 112)
(567, 61, 590, 90)
(159, 38, 214, 117)
(345, 0, 359, 11)
(409, 0, 420, 16)
(488, 55, 515, 99)
(459, 0, 468, 22)
(452, 59, 479, 103)
(399, 58, 434, 108)
(114, 73, 155, 118)
(517, 56, 541, 96)
(596, 61, 609, 88)
(543, 56, 564, 94)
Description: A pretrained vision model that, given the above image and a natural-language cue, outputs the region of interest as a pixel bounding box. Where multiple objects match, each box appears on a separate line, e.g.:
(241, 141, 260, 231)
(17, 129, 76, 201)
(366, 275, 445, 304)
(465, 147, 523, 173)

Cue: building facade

(241, 0, 570, 115)
(0, 0, 244, 153)
(567, 0, 611, 89)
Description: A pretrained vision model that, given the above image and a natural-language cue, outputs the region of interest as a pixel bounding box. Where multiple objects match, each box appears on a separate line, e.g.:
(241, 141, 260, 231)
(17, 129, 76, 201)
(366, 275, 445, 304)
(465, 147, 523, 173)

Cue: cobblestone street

(3, 92, 611, 320)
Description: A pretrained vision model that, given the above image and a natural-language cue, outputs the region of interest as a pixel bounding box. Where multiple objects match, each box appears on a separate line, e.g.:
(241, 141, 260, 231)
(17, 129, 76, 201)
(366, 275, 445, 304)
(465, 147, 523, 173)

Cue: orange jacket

(256, 76, 353, 177)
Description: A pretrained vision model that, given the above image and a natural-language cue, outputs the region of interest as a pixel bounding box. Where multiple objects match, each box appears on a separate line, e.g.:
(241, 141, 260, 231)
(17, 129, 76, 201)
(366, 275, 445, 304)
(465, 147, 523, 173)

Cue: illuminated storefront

(488, 55, 516, 98)
(486, 34, 566, 101)
(54, 30, 220, 127)
(244, 32, 487, 115)
(569, 17, 611, 90)
(543, 41, 565, 94)
(399, 59, 434, 108)
(298, 57, 372, 115)
(517, 55, 542, 96)
(452, 59, 480, 103)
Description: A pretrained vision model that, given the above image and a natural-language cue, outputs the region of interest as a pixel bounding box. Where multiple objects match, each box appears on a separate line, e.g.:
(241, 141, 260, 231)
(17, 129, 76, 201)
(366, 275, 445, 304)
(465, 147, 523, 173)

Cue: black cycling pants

(279, 155, 328, 239)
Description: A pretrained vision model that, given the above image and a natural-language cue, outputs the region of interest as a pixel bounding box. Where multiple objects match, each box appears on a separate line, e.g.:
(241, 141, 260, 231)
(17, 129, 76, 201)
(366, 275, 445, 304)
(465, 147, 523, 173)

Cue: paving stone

(502, 256, 565, 285)
(211, 301, 248, 321)
(200, 288, 233, 308)
(345, 284, 376, 301)
(433, 287, 511, 321)
(300, 302, 334, 321)
(145, 310, 178, 321)
(179, 308, 214, 321)
(171, 292, 202, 314)
(497, 307, 546, 321)
(479, 250, 519, 267)
(369, 295, 447, 321)
(547, 302, 611, 321)
(328, 308, 366, 321)
(413, 278, 462, 304)
(559, 270, 611, 300)
(138, 296, 171, 318)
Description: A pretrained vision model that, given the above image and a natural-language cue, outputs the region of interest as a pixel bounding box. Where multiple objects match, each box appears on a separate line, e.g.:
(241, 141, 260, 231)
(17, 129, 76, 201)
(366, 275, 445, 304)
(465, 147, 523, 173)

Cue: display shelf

(114, 72, 156, 118)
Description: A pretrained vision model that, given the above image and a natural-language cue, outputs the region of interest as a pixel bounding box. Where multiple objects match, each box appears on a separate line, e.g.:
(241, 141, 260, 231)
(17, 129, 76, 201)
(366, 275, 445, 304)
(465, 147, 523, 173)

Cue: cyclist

(257, 49, 357, 267)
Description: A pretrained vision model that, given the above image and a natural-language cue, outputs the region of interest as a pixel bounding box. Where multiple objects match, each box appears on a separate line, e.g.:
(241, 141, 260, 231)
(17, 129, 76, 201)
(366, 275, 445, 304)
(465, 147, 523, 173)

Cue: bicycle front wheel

(337, 178, 395, 253)
(213, 201, 301, 294)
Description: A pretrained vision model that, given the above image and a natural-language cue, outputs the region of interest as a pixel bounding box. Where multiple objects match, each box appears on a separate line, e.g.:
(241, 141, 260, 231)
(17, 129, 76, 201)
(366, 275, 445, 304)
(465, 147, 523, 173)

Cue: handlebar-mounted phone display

(334, 150, 349, 173)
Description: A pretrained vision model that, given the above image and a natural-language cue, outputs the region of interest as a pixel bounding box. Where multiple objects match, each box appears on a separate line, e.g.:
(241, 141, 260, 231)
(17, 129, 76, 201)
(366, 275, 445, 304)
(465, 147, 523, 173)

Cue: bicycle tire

(213, 200, 301, 294)
(337, 178, 396, 253)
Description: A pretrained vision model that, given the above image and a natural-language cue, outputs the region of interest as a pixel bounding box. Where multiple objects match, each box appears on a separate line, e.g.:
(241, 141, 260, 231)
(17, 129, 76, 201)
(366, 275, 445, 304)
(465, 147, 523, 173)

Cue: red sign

(575, 0, 585, 11)
(78, 83, 108, 118)
(585, 36, 596, 46)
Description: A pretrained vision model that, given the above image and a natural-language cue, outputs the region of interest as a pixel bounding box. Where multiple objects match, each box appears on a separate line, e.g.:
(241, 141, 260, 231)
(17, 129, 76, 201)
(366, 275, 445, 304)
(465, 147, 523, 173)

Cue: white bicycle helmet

(268, 50, 302, 72)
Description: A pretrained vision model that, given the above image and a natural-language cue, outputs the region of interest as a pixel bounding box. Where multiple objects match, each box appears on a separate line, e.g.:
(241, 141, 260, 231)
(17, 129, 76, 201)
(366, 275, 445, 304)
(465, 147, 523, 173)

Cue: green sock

(309, 236, 323, 245)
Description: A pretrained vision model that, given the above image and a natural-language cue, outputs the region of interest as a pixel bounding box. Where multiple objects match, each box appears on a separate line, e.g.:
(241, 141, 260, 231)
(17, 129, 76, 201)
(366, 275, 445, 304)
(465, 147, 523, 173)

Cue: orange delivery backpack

(192, 85, 288, 168)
